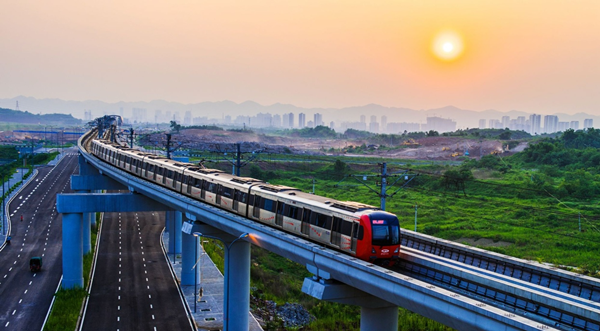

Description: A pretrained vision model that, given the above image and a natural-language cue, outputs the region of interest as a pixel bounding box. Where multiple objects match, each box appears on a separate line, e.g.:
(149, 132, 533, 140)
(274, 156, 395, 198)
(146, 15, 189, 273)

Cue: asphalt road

(0, 153, 79, 330)
(82, 211, 193, 331)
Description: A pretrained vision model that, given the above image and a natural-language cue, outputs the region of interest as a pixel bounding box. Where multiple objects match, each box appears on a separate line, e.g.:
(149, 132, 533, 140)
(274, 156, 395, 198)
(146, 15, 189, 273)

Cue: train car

(90, 139, 400, 264)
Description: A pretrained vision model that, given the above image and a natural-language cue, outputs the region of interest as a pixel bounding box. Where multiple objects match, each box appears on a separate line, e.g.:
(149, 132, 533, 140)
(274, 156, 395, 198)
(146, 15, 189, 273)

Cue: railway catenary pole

(380, 163, 387, 210)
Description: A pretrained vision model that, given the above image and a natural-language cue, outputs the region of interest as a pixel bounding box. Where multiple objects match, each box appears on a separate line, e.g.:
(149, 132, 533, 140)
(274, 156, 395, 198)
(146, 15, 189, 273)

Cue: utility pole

(414, 204, 418, 232)
(166, 134, 172, 159)
(129, 128, 135, 148)
(337, 162, 418, 211)
(379, 163, 388, 210)
(218, 143, 261, 176)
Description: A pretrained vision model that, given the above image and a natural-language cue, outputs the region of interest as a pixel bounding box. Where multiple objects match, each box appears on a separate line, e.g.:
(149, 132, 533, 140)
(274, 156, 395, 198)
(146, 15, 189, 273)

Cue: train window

(235, 191, 248, 203)
(260, 198, 276, 212)
(341, 220, 353, 236)
(182, 175, 188, 185)
(277, 202, 285, 215)
(204, 182, 218, 193)
(194, 178, 203, 188)
(310, 212, 332, 229)
(167, 170, 174, 179)
(221, 186, 233, 198)
(248, 195, 255, 206)
(302, 209, 312, 223)
(352, 224, 364, 240)
(147, 164, 154, 173)
(288, 205, 302, 220)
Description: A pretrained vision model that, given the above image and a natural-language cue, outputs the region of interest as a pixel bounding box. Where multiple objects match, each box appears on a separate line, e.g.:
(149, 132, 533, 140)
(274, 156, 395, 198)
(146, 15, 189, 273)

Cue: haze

(1, 1, 599, 115)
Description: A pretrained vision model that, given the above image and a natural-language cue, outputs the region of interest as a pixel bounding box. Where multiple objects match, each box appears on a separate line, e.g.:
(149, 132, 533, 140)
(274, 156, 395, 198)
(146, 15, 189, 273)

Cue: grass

(198, 153, 600, 330)
(44, 213, 101, 331)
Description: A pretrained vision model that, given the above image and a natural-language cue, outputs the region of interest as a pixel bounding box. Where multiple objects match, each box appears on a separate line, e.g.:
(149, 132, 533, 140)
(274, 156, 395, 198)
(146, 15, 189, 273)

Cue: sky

(1, 0, 599, 115)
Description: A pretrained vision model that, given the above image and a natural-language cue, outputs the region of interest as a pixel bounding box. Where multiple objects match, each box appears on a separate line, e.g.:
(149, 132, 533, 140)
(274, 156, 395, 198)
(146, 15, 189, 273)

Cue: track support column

(174, 211, 183, 255)
(83, 212, 91, 254)
(302, 277, 398, 331)
(225, 239, 250, 331)
(166, 211, 175, 256)
(181, 231, 200, 285)
(62, 213, 84, 289)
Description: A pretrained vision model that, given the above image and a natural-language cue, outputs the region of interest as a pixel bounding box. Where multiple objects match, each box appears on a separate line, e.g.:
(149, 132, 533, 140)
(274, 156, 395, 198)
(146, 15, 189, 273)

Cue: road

(82, 210, 193, 331)
(0, 153, 79, 330)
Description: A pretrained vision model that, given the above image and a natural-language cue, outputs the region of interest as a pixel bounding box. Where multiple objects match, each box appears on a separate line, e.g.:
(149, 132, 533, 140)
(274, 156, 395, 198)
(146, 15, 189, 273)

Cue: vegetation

(198, 128, 600, 330)
(0, 108, 82, 125)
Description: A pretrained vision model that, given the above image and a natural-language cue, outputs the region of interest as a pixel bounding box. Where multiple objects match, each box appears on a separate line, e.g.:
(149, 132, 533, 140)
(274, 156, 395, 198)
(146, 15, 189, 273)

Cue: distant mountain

(0, 96, 597, 130)
(0, 108, 82, 126)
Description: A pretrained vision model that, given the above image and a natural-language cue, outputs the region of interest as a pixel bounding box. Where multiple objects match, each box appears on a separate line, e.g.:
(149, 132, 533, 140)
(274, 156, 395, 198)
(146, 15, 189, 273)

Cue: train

(90, 138, 401, 264)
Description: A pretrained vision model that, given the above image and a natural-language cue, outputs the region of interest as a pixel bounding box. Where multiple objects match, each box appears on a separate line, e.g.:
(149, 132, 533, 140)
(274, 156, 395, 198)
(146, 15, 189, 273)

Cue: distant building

(543, 115, 558, 133)
(557, 121, 570, 132)
(529, 114, 541, 134)
(360, 115, 366, 124)
(387, 122, 420, 133)
(584, 118, 593, 129)
(570, 121, 579, 130)
(307, 120, 314, 128)
(329, 121, 335, 130)
(184, 111, 193, 126)
(369, 115, 378, 133)
(422, 116, 456, 133)
(84, 110, 92, 121)
(314, 113, 323, 127)
(381, 116, 388, 133)
(299, 113, 306, 128)
(501, 116, 510, 129)
(282, 113, 294, 128)
(132, 108, 147, 123)
(478, 119, 486, 129)
(272, 114, 282, 127)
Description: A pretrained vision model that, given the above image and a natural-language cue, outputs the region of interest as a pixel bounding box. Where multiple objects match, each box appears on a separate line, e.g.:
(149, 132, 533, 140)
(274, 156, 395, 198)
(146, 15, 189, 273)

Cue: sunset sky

(1, 1, 599, 115)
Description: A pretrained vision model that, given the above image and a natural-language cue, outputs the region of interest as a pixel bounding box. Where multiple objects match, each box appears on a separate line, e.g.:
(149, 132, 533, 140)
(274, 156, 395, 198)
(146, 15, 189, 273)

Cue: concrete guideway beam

(75, 139, 562, 331)
(71, 174, 127, 191)
(302, 277, 398, 331)
(57, 193, 171, 214)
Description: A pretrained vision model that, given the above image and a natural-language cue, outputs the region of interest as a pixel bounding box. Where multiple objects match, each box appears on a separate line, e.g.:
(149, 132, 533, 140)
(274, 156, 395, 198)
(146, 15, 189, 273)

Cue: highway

(82, 210, 193, 331)
(0, 153, 79, 330)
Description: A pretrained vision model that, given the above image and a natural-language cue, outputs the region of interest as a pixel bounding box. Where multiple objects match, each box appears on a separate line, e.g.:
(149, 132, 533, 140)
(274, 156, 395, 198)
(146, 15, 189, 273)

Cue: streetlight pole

(192, 231, 248, 330)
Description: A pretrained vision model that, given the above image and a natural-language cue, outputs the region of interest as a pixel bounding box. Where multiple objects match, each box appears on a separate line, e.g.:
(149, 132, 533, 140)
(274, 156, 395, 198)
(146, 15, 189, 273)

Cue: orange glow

(431, 30, 464, 62)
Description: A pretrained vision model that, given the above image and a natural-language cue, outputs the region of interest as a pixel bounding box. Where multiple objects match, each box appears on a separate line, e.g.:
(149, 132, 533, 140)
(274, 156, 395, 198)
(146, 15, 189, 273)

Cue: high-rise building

(84, 110, 92, 121)
(282, 113, 294, 128)
(570, 121, 579, 130)
(154, 110, 162, 123)
(381, 116, 387, 133)
(584, 119, 593, 129)
(299, 113, 306, 128)
(478, 119, 486, 129)
(557, 122, 569, 132)
(314, 113, 323, 127)
(184, 111, 192, 126)
(422, 117, 456, 133)
(543, 115, 558, 133)
(132, 108, 147, 123)
(360, 115, 366, 124)
(501, 116, 510, 129)
(272, 114, 282, 127)
(529, 114, 541, 134)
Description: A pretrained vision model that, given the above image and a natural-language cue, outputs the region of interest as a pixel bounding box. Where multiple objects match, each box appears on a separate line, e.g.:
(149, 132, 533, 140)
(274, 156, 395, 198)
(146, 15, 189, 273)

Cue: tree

(441, 167, 473, 196)
(170, 120, 181, 133)
(426, 130, 439, 137)
(499, 131, 512, 140)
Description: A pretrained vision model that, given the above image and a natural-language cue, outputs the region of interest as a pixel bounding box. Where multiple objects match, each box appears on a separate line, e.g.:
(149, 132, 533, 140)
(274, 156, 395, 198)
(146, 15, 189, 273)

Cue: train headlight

(371, 248, 376, 254)
(394, 247, 399, 254)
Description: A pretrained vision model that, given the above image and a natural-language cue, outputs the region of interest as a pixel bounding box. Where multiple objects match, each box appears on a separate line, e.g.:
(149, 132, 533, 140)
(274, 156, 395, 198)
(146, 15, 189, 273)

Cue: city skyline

(1, 1, 599, 115)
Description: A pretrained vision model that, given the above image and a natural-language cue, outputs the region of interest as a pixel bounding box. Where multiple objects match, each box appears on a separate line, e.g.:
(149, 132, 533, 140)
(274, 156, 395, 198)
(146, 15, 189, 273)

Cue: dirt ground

(179, 129, 528, 161)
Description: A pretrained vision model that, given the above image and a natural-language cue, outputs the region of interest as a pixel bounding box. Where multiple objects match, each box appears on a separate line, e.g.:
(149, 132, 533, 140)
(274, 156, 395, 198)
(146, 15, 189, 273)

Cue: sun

(431, 30, 464, 61)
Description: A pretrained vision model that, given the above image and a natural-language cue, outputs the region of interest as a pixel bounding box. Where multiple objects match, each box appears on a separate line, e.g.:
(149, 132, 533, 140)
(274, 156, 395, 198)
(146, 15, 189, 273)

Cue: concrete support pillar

(62, 213, 83, 289)
(90, 212, 97, 228)
(360, 306, 398, 331)
(302, 277, 398, 331)
(225, 240, 251, 331)
(174, 211, 182, 254)
(83, 212, 91, 254)
(166, 211, 175, 255)
(181, 232, 200, 285)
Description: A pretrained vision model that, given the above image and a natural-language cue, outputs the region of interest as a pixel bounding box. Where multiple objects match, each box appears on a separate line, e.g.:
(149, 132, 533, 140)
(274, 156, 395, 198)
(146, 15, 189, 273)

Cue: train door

(275, 202, 284, 227)
(252, 196, 261, 218)
(301, 209, 311, 236)
(331, 217, 343, 247)
(232, 190, 240, 211)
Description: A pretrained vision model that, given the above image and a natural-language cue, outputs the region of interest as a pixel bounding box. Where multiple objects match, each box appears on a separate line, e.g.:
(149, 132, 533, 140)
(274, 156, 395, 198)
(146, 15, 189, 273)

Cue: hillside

(0, 108, 82, 126)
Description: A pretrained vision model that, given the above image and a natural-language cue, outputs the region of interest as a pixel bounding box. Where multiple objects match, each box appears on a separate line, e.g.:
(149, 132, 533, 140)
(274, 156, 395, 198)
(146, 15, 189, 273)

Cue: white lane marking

(12, 310, 16, 315)
(29, 281, 32, 285)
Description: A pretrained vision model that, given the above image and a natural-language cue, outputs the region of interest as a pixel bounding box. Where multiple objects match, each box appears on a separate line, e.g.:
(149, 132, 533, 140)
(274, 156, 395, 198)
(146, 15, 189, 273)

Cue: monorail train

(90, 139, 401, 264)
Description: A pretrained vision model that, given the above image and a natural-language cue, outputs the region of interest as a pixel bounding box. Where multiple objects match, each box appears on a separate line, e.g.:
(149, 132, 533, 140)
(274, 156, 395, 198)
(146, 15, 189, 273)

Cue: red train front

(355, 211, 401, 265)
